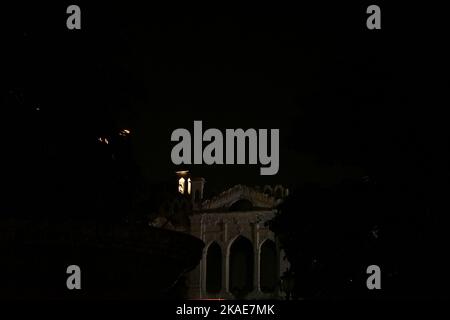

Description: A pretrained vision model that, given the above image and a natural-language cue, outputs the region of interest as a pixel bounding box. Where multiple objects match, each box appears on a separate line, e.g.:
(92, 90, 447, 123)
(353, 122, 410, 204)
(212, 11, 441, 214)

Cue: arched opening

(229, 199, 253, 212)
(274, 187, 283, 199)
(264, 187, 272, 196)
(260, 240, 278, 293)
(178, 177, 185, 194)
(229, 236, 254, 298)
(206, 242, 222, 293)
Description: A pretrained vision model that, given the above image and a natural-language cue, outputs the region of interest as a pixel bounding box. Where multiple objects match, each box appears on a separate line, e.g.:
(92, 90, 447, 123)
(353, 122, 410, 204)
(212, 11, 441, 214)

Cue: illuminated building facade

(176, 172, 290, 299)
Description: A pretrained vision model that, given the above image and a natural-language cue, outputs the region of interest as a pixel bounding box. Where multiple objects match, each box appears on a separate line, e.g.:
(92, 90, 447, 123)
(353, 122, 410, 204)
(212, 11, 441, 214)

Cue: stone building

(175, 171, 290, 299)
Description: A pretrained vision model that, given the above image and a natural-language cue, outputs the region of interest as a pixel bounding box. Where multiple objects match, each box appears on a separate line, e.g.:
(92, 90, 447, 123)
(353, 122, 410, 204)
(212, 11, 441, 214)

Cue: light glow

(178, 177, 185, 194)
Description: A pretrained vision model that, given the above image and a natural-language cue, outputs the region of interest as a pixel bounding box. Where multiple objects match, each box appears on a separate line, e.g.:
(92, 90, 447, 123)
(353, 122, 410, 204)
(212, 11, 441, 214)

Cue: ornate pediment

(200, 185, 279, 211)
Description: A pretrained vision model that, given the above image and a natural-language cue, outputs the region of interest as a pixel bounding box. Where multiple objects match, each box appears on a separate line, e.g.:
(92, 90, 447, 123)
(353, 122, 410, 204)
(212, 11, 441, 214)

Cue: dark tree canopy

(269, 177, 444, 299)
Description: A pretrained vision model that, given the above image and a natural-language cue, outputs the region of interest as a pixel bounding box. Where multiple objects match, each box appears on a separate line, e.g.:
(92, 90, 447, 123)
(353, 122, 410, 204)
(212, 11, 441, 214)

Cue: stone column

(253, 223, 261, 294)
(222, 243, 230, 297)
(221, 222, 230, 296)
(199, 215, 205, 299)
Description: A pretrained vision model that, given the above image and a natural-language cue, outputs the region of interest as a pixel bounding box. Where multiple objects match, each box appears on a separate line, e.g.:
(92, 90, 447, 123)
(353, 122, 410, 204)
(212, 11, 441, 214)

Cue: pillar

(253, 223, 261, 294)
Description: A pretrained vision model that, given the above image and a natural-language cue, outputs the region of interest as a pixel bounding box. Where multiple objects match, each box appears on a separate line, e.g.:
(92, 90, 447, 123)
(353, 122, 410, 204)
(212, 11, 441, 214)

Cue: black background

(1, 1, 449, 301)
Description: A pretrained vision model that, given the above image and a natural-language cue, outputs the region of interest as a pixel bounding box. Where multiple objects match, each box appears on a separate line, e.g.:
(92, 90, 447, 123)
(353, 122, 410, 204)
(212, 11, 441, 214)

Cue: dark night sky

(2, 3, 448, 207)
(2, 3, 450, 302)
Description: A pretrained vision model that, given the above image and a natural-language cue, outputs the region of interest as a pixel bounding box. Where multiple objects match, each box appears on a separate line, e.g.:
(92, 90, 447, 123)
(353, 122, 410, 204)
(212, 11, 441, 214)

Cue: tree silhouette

(268, 177, 433, 299)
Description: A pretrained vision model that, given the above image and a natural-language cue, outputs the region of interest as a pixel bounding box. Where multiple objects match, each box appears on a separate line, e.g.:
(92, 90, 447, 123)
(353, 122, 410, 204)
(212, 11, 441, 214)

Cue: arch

(229, 236, 254, 298)
(229, 199, 253, 212)
(263, 185, 273, 196)
(178, 177, 185, 194)
(205, 242, 222, 293)
(274, 185, 284, 199)
(259, 239, 278, 293)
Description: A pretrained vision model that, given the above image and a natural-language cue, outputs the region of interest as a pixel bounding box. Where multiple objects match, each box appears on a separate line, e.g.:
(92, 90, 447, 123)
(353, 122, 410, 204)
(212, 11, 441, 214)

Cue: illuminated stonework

(185, 183, 290, 300)
(178, 177, 185, 194)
